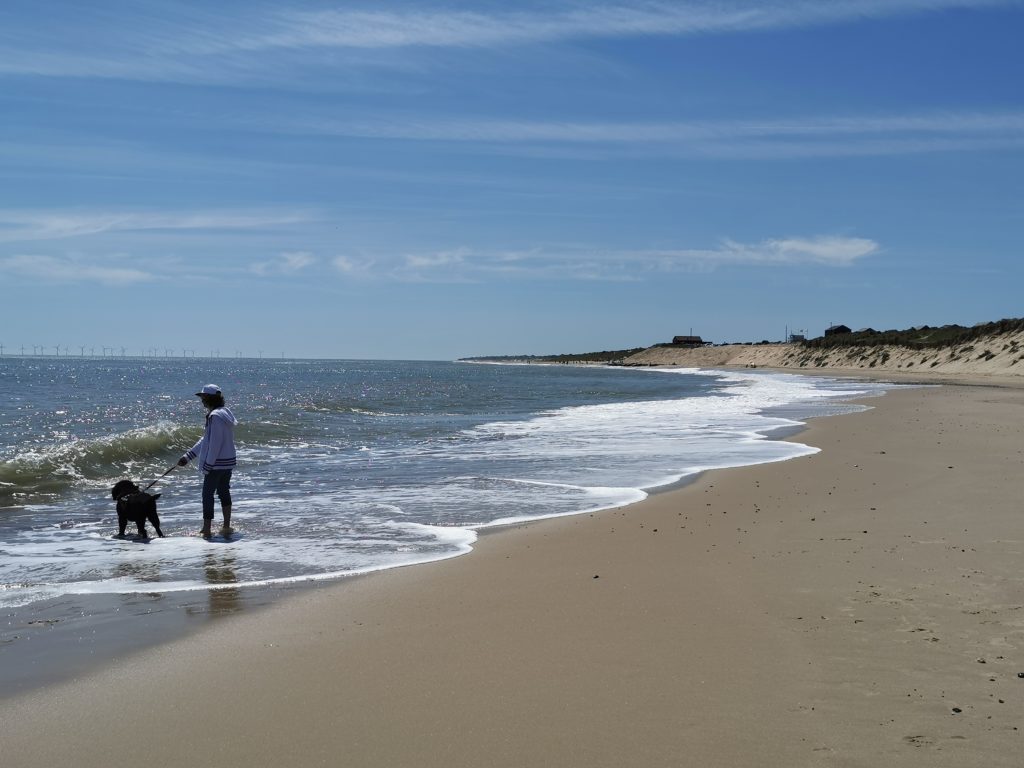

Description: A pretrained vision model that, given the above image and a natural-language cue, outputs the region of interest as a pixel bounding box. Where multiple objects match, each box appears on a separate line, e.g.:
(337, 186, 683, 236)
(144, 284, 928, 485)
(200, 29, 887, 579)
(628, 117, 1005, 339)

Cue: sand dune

(622, 329, 1024, 380)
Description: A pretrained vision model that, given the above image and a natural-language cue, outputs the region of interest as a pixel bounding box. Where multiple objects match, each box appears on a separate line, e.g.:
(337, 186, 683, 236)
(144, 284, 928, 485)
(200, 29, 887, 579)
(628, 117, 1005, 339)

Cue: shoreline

(4, 373, 1023, 766)
(0, 367, 876, 698)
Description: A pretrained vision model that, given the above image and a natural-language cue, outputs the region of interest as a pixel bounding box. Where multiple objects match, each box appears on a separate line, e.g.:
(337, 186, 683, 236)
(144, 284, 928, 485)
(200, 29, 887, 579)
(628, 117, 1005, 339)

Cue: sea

(0, 356, 893, 689)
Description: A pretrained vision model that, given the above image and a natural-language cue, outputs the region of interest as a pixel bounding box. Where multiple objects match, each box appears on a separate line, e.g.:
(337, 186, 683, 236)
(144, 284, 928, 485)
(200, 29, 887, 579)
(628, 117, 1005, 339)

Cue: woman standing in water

(178, 384, 238, 537)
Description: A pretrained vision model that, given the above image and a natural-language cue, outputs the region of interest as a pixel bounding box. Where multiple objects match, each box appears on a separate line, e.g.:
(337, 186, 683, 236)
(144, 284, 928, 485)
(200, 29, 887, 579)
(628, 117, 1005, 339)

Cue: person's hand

(177, 457, 188, 466)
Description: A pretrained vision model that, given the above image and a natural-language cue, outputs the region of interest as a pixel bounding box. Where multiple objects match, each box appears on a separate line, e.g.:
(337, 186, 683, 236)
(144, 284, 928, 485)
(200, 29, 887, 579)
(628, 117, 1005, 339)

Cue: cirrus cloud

(0, 254, 156, 285)
(329, 235, 879, 282)
(0, 1, 1014, 84)
(251, 251, 317, 276)
(0, 208, 315, 244)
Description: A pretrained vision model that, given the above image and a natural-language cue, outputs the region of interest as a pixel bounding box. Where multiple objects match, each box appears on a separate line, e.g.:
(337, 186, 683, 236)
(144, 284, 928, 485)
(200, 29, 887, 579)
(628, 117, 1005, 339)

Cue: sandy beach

(3, 379, 1023, 767)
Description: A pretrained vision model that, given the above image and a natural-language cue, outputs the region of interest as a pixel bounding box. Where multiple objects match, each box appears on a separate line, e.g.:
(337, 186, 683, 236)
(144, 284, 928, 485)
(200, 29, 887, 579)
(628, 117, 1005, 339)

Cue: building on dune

(671, 335, 711, 347)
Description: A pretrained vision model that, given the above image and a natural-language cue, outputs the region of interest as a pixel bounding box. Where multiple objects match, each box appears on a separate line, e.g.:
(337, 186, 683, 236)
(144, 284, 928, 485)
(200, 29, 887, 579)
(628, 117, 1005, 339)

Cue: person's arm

(178, 433, 205, 466)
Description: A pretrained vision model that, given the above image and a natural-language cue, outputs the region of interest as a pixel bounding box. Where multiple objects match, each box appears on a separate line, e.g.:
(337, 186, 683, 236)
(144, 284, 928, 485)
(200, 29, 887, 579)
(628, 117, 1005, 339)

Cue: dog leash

(143, 464, 179, 492)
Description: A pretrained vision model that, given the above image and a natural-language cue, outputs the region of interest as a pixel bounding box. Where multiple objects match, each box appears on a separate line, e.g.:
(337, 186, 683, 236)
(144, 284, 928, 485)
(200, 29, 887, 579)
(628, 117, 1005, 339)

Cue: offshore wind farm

(0, 345, 283, 359)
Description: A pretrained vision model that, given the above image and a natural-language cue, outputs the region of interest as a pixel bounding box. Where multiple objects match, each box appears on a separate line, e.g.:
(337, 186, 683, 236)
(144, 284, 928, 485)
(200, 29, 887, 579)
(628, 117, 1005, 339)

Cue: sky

(1, 0, 1022, 360)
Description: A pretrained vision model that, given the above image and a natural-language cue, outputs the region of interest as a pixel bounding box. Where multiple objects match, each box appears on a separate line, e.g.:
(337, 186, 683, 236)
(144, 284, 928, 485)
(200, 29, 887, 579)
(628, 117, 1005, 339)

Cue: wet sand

(2, 382, 1023, 767)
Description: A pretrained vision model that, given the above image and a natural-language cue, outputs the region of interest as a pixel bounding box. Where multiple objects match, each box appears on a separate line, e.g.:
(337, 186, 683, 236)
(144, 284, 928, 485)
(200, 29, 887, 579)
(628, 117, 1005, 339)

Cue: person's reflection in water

(198, 553, 241, 615)
(113, 560, 161, 583)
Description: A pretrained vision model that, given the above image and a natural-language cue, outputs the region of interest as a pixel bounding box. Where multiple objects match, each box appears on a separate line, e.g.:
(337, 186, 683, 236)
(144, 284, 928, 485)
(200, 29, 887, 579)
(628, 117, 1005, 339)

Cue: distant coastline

(459, 347, 646, 365)
(462, 318, 1024, 380)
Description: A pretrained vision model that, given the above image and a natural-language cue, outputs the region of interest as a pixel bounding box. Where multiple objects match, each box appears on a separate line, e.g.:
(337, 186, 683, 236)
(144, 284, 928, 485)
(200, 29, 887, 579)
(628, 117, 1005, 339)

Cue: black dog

(111, 480, 165, 538)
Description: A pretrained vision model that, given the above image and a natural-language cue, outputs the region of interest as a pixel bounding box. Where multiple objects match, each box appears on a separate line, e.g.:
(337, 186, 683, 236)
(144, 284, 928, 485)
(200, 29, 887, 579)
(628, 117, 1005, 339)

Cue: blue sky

(1, 0, 1022, 359)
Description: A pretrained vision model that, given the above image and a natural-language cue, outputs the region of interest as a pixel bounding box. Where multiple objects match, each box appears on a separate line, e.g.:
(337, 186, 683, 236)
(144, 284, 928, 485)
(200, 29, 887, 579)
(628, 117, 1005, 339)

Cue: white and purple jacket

(183, 406, 238, 473)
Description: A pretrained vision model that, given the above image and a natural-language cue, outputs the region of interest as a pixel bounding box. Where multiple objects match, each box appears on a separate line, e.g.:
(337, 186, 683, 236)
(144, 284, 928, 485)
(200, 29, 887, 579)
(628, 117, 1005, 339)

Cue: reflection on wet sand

(185, 553, 241, 616)
(113, 560, 161, 583)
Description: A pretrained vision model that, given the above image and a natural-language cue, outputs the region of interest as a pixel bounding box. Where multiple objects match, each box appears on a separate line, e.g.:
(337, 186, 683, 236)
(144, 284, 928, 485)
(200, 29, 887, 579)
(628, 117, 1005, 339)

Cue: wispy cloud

(0, 209, 323, 285)
(0, 1, 1015, 83)
(277, 109, 1024, 159)
(0, 209, 314, 244)
(251, 251, 316, 276)
(333, 235, 879, 282)
(245, 1, 1013, 51)
(295, 110, 1024, 142)
(332, 254, 378, 277)
(0, 254, 157, 285)
(0, 233, 877, 286)
(658, 235, 880, 267)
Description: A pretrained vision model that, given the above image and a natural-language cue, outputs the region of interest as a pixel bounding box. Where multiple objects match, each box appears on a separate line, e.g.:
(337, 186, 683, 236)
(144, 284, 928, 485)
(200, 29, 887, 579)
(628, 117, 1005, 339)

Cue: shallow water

(0, 357, 892, 609)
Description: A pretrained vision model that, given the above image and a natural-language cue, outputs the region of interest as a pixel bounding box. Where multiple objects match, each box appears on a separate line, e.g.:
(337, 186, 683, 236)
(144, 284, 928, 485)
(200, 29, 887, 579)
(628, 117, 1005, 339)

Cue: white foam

(1, 520, 478, 603)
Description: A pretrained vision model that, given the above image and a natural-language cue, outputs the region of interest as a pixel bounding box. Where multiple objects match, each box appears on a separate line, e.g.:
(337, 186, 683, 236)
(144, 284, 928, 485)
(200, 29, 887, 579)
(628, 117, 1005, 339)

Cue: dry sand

(2, 381, 1023, 767)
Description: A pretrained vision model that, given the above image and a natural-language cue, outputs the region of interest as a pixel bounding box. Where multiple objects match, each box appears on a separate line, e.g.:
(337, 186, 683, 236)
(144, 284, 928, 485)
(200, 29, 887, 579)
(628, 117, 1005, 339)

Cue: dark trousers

(202, 470, 232, 520)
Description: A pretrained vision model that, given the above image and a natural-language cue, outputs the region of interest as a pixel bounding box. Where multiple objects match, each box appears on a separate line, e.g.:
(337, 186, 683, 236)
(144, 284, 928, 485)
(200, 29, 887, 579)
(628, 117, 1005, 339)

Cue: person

(178, 384, 238, 537)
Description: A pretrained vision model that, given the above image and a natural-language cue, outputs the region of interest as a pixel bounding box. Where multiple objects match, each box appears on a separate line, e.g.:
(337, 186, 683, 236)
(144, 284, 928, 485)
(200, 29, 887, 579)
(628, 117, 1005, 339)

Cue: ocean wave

(296, 402, 399, 417)
(0, 415, 327, 507)
(0, 422, 197, 506)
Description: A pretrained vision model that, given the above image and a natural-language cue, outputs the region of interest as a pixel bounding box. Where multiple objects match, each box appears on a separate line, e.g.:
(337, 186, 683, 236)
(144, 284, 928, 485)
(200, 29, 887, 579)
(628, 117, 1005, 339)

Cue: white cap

(195, 384, 222, 396)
